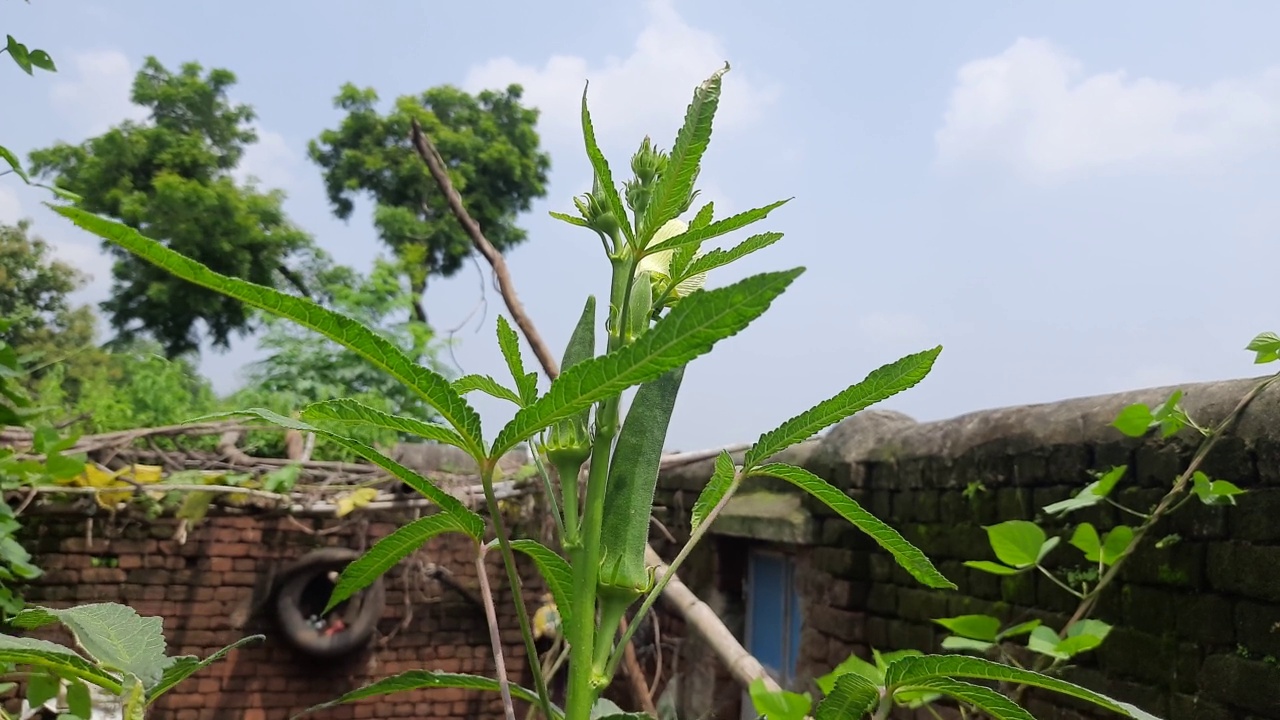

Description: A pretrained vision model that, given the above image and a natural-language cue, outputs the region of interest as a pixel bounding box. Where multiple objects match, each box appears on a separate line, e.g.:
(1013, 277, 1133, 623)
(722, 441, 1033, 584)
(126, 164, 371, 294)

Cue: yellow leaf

(335, 487, 379, 518)
(127, 464, 164, 484)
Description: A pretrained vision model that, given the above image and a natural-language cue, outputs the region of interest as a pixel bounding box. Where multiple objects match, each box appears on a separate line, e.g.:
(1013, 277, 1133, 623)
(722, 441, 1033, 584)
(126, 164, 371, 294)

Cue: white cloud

(233, 124, 298, 191)
(463, 0, 778, 151)
(0, 187, 22, 225)
(49, 50, 148, 135)
(935, 38, 1280, 179)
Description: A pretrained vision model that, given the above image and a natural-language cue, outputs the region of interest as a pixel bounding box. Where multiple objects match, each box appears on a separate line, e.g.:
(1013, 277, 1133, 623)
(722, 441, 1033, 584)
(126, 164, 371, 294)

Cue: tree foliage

(308, 83, 551, 314)
(28, 57, 313, 357)
(0, 220, 96, 363)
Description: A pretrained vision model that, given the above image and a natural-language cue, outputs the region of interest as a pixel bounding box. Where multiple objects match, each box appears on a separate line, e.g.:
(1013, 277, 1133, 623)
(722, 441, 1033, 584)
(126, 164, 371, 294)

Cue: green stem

(481, 464, 555, 720)
(565, 258, 634, 720)
(1036, 565, 1083, 599)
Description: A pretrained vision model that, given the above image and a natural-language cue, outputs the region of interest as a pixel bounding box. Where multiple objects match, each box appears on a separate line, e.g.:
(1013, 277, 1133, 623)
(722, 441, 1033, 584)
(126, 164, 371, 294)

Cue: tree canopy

(28, 57, 313, 357)
(308, 83, 551, 319)
(0, 220, 95, 361)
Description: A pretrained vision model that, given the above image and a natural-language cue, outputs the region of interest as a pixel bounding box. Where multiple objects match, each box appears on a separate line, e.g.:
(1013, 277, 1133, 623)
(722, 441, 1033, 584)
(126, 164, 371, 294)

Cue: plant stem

(1036, 566, 1083, 599)
(475, 542, 517, 720)
(565, 259, 633, 720)
(480, 464, 555, 720)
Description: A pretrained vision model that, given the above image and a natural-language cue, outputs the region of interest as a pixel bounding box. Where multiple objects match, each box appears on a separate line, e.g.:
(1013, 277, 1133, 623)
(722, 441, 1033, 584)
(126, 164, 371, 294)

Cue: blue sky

(5, 0, 1280, 452)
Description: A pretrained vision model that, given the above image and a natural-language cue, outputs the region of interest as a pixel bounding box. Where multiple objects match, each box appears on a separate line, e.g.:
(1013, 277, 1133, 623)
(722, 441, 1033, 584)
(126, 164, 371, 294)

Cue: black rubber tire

(273, 547, 386, 659)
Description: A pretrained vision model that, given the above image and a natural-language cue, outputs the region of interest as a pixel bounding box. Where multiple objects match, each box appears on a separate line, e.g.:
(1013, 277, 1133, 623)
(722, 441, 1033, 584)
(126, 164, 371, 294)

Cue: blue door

(744, 550, 803, 690)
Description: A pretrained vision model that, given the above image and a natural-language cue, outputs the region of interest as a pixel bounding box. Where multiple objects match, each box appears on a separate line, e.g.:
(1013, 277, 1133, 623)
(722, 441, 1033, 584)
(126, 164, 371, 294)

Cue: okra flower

(636, 219, 707, 300)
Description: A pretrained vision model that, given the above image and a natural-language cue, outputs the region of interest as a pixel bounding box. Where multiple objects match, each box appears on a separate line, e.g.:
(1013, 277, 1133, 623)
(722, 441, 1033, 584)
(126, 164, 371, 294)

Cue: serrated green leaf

(1112, 404, 1155, 438)
(296, 670, 550, 717)
(493, 269, 802, 455)
(300, 398, 468, 449)
(933, 615, 1000, 642)
(27, 671, 60, 707)
(326, 514, 472, 613)
(0, 145, 31, 183)
(689, 202, 714, 229)
(815, 672, 880, 720)
(641, 64, 727, 241)
(751, 463, 954, 589)
(680, 232, 784, 282)
(549, 211, 590, 228)
(691, 451, 737, 533)
(900, 677, 1034, 720)
(644, 199, 791, 256)
(984, 521, 1047, 569)
(48, 204, 483, 455)
(884, 655, 1158, 719)
(146, 635, 262, 704)
(580, 83, 635, 249)
(1247, 331, 1280, 364)
(453, 374, 526, 407)
(13, 604, 169, 688)
(496, 316, 538, 404)
(745, 347, 941, 469)
(748, 678, 811, 720)
(197, 409, 482, 536)
(510, 539, 573, 630)
(0, 635, 120, 692)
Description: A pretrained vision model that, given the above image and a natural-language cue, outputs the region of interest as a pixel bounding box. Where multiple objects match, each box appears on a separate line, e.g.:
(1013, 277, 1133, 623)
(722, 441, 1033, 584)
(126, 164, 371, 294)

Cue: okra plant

(44, 65, 1164, 720)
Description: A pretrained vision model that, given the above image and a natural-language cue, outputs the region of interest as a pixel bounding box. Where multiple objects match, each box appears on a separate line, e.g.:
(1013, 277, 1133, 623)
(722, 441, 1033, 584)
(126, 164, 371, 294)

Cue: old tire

(273, 547, 386, 659)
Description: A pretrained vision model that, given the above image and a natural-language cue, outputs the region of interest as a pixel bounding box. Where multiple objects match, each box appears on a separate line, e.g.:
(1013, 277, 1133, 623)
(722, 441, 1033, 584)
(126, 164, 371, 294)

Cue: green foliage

(0, 220, 96, 365)
(298, 670, 553, 718)
(1, 602, 259, 714)
(56, 64, 950, 720)
(1190, 470, 1245, 505)
(5, 33, 56, 75)
(753, 463, 953, 589)
(231, 254, 449, 452)
(28, 57, 314, 356)
(966, 520, 1058, 575)
(309, 83, 550, 293)
(1042, 465, 1127, 516)
(1246, 331, 1280, 364)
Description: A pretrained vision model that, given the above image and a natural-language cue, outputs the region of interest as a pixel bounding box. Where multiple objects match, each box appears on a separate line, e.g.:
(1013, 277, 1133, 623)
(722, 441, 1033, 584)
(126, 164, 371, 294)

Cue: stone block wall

(652, 376, 1280, 720)
(4, 510, 544, 720)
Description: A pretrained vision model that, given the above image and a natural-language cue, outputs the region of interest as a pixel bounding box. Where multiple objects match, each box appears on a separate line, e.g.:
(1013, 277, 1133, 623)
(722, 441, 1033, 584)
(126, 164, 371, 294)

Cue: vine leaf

(745, 347, 941, 469)
(147, 636, 262, 703)
(493, 269, 802, 455)
(750, 463, 954, 589)
(900, 678, 1033, 720)
(644, 199, 790, 256)
(48, 204, 484, 455)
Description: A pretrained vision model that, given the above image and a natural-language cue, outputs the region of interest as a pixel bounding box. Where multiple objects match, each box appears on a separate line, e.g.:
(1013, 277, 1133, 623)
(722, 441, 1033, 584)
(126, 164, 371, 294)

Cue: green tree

(0, 220, 96, 363)
(28, 57, 313, 357)
(308, 83, 550, 321)
(228, 251, 447, 456)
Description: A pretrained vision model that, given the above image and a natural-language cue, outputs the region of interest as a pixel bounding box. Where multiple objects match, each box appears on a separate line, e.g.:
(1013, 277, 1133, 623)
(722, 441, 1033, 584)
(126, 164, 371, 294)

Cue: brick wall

(6, 509, 544, 720)
(653, 376, 1280, 720)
